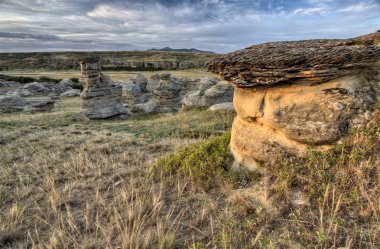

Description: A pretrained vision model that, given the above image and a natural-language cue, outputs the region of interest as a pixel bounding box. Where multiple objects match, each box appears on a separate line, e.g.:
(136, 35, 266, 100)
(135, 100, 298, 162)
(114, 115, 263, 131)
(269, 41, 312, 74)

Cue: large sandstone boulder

(79, 57, 128, 119)
(121, 80, 142, 106)
(151, 74, 182, 113)
(208, 32, 380, 170)
(181, 77, 234, 108)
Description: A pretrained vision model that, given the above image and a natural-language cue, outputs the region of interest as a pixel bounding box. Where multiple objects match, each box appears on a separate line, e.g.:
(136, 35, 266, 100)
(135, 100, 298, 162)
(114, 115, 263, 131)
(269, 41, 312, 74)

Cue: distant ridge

(147, 47, 214, 54)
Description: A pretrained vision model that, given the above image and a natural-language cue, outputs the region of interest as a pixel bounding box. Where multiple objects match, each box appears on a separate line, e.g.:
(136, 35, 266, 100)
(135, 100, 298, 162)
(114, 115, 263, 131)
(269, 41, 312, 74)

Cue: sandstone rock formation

(134, 74, 148, 92)
(151, 74, 182, 113)
(0, 94, 32, 112)
(208, 102, 235, 112)
(60, 89, 81, 97)
(181, 78, 234, 108)
(23, 82, 50, 95)
(79, 57, 128, 119)
(208, 32, 380, 170)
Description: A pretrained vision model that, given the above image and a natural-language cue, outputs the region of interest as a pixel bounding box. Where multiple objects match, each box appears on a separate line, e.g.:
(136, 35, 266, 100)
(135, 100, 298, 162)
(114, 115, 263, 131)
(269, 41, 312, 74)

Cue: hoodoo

(79, 57, 128, 119)
(208, 32, 380, 170)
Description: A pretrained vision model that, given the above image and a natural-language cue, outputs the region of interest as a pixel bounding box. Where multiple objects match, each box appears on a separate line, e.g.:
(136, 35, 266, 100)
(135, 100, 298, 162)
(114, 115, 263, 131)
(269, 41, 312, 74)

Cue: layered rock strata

(208, 32, 380, 170)
(79, 57, 127, 119)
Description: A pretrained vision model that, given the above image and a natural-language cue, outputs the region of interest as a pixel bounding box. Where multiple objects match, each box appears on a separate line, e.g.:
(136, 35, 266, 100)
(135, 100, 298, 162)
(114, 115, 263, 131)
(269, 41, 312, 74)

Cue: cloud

(0, 0, 379, 52)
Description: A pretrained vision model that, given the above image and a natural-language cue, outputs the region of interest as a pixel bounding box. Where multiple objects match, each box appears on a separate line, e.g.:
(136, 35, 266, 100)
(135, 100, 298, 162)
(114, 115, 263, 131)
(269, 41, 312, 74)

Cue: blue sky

(0, 0, 379, 53)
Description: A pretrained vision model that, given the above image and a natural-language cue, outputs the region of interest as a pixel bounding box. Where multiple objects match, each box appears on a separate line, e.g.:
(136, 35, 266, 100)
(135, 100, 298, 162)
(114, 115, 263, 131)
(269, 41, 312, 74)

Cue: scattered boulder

(60, 89, 81, 97)
(26, 97, 56, 112)
(0, 94, 32, 112)
(200, 81, 234, 106)
(134, 74, 148, 92)
(0, 81, 20, 88)
(181, 78, 234, 108)
(23, 82, 50, 95)
(53, 79, 75, 94)
(79, 57, 128, 119)
(121, 80, 142, 106)
(208, 102, 235, 112)
(208, 32, 380, 170)
(151, 74, 182, 113)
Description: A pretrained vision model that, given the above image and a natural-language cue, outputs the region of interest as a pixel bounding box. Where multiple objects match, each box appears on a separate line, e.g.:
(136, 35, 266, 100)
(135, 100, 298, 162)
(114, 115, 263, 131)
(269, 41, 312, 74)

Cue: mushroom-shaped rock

(79, 57, 128, 119)
(208, 32, 380, 170)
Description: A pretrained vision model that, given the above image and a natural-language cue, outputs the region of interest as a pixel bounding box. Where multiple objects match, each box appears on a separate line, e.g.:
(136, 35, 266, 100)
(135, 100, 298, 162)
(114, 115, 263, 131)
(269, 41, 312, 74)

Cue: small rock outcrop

(134, 74, 148, 92)
(208, 102, 235, 112)
(23, 82, 50, 95)
(208, 32, 380, 170)
(60, 89, 81, 97)
(79, 57, 128, 119)
(0, 94, 32, 112)
(151, 74, 182, 113)
(181, 78, 234, 108)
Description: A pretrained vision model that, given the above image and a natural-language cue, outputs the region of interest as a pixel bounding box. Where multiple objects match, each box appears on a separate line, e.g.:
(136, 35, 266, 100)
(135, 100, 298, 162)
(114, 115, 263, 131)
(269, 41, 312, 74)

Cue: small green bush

(69, 78, 79, 83)
(151, 132, 234, 188)
(72, 81, 83, 90)
(38, 76, 61, 83)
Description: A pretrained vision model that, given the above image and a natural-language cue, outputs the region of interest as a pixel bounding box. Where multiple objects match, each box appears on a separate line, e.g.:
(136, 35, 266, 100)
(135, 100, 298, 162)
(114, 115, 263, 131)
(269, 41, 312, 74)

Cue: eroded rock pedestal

(209, 32, 380, 170)
(79, 57, 127, 119)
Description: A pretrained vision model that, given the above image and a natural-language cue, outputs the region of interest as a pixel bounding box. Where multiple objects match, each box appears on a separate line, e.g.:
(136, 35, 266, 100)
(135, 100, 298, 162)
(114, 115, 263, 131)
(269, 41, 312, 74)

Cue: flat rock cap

(208, 32, 380, 88)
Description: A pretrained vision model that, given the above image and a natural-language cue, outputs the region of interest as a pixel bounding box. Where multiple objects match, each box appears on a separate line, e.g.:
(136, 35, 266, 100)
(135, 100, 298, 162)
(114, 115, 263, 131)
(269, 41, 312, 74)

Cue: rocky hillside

(0, 51, 220, 71)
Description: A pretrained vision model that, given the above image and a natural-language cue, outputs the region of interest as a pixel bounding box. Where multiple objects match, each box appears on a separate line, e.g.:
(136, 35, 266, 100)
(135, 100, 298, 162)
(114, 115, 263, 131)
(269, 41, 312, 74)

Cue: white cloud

(339, 2, 378, 12)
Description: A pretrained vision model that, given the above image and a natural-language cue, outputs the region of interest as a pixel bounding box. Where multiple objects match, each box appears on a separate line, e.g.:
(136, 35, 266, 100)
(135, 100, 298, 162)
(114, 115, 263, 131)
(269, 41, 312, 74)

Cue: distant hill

(148, 47, 215, 54)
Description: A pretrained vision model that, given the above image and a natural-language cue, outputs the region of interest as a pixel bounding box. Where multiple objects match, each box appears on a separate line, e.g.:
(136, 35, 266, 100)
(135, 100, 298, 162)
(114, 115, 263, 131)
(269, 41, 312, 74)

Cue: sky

(0, 0, 379, 53)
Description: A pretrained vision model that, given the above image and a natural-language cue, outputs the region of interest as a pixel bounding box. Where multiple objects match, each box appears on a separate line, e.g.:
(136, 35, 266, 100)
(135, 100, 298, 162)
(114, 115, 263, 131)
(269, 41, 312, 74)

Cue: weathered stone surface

(0, 94, 32, 112)
(54, 79, 74, 94)
(121, 80, 142, 106)
(181, 79, 234, 108)
(23, 82, 50, 95)
(208, 32, 380, 87)
(60, 89, 81, 97)
(209, 33, 380, 170)
(0, 81, 20, 88)
(208, 102, 235, 112)
(79, 57, 128, 119)
(200, 81, 234, 106)
(134, 74, 148, 92)
(151, 74, 182, 113)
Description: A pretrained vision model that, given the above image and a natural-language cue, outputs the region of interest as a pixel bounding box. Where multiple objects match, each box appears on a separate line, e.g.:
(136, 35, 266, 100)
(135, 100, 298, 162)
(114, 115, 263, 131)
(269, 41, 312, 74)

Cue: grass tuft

(151, 132, 234, 189)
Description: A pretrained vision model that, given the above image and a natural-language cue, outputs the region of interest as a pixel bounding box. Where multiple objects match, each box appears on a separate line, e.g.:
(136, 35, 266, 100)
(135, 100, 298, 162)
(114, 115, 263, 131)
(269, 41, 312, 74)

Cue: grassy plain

(1, 98, 379, 248)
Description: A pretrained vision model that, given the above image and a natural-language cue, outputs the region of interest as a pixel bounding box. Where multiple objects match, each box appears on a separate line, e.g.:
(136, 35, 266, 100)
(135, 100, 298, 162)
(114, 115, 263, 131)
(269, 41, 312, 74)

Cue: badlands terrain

(1, 32, 380, 248)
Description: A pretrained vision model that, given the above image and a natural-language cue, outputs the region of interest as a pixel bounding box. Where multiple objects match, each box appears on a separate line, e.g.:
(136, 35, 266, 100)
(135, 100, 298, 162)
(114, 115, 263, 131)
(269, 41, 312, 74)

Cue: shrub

(69, 78, 79, 83)
(151, 132, 234, 189)
(38, 76, 61, 83)
(72, 81, 83, 90)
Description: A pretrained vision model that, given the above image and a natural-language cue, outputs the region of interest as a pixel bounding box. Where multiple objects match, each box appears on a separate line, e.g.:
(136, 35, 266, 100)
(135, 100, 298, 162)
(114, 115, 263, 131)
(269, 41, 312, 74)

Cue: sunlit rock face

(208, 32, 380, 170)
(79, 57, 127, 119)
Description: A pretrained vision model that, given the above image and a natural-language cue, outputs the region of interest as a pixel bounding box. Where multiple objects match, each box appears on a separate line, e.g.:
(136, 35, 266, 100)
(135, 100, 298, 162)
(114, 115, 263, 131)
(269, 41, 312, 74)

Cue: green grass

(92, 109, 235, 141)
(151, 132, 234, 189)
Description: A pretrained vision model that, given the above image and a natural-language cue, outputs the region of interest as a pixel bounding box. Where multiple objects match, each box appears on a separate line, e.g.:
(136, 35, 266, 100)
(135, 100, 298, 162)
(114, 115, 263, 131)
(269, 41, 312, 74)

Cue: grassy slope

(1, 97, 379, 248)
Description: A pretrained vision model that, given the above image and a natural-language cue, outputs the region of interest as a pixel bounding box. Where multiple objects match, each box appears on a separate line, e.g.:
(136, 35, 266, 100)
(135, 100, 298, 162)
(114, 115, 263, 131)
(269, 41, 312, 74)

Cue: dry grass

(1, 97, 379, 248)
